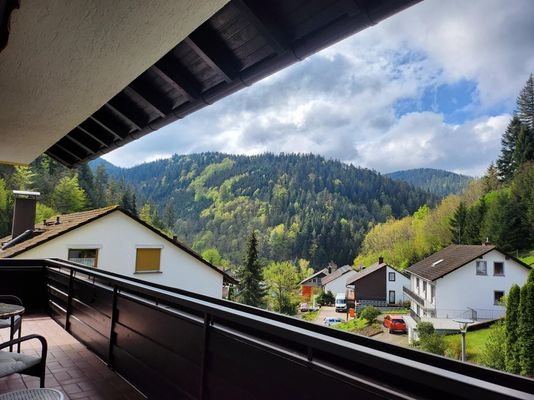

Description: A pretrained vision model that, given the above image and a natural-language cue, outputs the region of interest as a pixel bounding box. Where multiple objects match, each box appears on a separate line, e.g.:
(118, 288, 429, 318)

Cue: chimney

(11, 191, 40, 238)
(378, 256, 384, 264)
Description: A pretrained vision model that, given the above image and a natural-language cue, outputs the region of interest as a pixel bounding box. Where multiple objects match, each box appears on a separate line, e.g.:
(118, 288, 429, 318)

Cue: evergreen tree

(505, 284, 521, 374)
(77, 164, 96, 208)
(236, 232, 266, 307)
(519, 282, 534, 376)
(449, 202, 467, 244)
(51, 175, 87, 213)
(517, 74, 534, 129)
(497, 116, 523, 181)
(482, 162, 500, 193)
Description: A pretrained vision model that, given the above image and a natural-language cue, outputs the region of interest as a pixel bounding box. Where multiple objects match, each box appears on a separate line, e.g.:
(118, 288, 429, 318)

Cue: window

(494, 262, 504, 276)
(388, 272, 395, 281)
(416, 277, 420, 289)
(494, 290, 505, 305)
(431, 285, 435, 303)
(135, 248, 161, 272)
(388, 290, 395, 304)
(423, 281, 427, 292)
(476, 260, 487, 275)
(68, 249, 98, 267)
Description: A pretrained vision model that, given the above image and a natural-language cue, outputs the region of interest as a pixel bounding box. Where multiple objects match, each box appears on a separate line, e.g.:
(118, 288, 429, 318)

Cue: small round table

(0, 303, 25, 352)
(0, 389, 64, 400)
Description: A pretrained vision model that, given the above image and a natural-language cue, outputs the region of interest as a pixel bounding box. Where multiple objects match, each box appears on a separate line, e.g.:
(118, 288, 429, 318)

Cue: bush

(359, 306, 380, 322)
(417, 322, 435, 339)
(419, 333, 446, 356)
(445, 339, 462, 360)
(317, 291, 335, 306)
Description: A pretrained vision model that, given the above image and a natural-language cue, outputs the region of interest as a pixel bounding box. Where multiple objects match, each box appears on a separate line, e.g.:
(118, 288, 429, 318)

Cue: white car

(324, 316, 343, 327)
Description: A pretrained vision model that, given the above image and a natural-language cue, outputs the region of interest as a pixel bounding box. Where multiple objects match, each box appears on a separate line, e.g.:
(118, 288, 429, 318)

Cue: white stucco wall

(13, 211, 223, 298)
(323, 271, 357, 295)
(385, 266, 409, 305)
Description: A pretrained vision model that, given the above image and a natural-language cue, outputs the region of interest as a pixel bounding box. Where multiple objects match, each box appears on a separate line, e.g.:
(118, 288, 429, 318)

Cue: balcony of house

(0, 259, 532, 399)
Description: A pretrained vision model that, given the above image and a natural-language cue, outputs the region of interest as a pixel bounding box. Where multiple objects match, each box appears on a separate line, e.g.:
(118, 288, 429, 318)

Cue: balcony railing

(403, 285, 425, 305)
(0, 258, 532, 399)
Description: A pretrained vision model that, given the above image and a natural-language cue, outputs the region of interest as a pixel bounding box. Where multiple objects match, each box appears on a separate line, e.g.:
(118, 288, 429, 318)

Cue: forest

(385, 168, 472, 197)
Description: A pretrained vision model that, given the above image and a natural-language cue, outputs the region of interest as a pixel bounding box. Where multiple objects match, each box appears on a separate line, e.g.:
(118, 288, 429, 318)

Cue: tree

(235, 232, 266, 307)
(263, 261, 299, 315)
(482, 163, 500, 193)
(497, 116, 523, 181)
(449, 202, 468, 244)
(51, 175, 86, 213)
(77, 164, 96, 208)
(505, 284, 521, 374)
(517, 73, 534, 129)
(139, 203, 153, 224)
(519, 282, 534, 376)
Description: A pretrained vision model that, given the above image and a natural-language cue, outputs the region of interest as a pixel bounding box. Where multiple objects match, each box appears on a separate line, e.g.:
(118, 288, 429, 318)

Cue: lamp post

(453, 318, 473, 361)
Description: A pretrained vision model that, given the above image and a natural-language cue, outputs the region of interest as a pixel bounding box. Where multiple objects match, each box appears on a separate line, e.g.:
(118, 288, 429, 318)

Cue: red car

(383, 315, 407, 333)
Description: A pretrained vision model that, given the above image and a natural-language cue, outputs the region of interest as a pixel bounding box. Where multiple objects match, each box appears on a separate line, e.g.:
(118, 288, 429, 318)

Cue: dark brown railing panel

(0, 259, 532, 399)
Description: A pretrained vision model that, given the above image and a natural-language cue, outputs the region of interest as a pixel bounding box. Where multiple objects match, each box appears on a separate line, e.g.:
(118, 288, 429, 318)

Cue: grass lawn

(301, 310, 319, 321)
(335, 318, 368, 332)
(379, 308, 409, 314)
(520, 255, 534, 266)
(443, 328, 492, 363)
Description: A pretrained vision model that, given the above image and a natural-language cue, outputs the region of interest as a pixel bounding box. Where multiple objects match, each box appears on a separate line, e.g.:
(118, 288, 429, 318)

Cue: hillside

(386, 168, 472, 197)
(100, 153, 436, 267)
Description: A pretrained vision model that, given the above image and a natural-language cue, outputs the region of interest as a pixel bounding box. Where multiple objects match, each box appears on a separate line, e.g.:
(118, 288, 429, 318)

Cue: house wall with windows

(385, 266, 409, 305)
(434, 249, 528, 319)
(12, 211, 224, 298)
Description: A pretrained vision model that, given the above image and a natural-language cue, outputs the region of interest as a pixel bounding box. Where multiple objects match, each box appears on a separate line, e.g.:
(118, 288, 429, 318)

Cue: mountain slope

(385, 168, 472, 197)
(101, 153, 436, 267)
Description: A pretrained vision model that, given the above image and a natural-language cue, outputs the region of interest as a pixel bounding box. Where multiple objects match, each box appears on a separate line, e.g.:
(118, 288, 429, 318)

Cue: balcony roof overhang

(0, 0, 421, 168)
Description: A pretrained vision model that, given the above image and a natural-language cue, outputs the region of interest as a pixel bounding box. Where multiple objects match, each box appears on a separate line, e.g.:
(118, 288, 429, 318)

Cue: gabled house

(300, 267, 329, 299)
(403, 244, 530, 337)
(346, 257, 409, 307)
(321, 265, 357, 294)
(1, 201, 234, 298)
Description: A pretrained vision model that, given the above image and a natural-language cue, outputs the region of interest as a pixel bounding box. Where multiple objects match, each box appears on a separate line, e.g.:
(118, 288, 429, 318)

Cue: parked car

(324, 316, 343, 327)
(383, 315, 407, 333)
(299, 303, 309, 312)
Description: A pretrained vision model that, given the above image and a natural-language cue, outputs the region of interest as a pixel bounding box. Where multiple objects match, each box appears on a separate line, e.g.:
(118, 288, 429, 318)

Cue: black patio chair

(0, 335, 48, 388)
(0, 295, 23, 352)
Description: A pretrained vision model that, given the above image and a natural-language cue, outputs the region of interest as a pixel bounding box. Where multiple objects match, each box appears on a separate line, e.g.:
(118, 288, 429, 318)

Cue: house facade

(346, 258, 409, 307)
(404, 244, 530, 339)
(1, 205, 233, 298)
(321, 265, 357, 295)
(300, 267, 329, 300)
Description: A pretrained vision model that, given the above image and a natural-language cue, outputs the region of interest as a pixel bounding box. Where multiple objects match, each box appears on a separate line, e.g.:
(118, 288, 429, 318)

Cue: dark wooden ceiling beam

(104, 102, 143, 132)
(233, 0, 289, 54)
(64, 134, 99, 154)
(185, 32, 240, 83)
(47, 147, 75, 167)
(88, 115, 124, 141)
(123, 86, 169, 118)
(76, 125, 110, 147)
(53, 142, 83, 161)
(152, 62, 201, 102)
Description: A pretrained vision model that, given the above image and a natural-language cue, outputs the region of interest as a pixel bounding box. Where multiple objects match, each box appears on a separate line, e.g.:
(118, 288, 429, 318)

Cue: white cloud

(104, 0, 534, 176)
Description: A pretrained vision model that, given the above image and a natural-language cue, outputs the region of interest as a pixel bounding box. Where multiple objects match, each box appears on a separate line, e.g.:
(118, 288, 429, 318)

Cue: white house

(404, 244, 530, 339)
(346, 257, 409, 306)
(321, 265, 357, 294)
(0, 205, 234, 298)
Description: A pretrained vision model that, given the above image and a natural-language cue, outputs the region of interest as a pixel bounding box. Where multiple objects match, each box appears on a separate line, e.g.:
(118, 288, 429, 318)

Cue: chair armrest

(0, 334, 47, 356)
(0, 295, 23, 305)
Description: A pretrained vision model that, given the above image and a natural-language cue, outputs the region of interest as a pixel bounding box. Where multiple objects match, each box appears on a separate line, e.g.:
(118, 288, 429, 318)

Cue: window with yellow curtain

(135, 248, 161, 272)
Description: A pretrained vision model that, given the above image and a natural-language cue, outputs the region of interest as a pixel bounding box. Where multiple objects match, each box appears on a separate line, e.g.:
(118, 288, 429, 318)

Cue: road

(302, 306, 409, 347)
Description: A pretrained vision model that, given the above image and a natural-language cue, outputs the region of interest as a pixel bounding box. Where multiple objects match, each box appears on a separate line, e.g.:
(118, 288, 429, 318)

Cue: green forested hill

(103, 153, 435, 267)
(386, 168, 472, 197)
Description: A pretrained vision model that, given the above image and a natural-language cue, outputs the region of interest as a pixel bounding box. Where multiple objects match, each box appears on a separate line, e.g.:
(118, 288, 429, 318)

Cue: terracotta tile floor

(0, 316, 145, 400)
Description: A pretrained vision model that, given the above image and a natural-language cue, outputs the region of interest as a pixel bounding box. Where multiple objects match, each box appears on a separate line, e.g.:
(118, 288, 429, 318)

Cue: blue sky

(104, 0, 534, 176)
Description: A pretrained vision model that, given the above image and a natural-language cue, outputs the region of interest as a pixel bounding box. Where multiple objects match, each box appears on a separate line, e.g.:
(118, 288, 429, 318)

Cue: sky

(103, 0, 534, 177)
